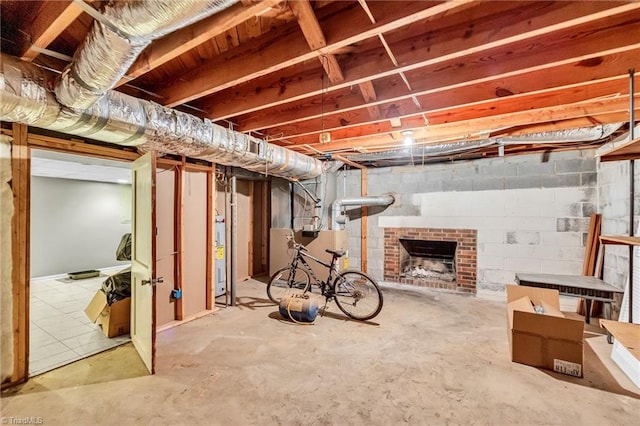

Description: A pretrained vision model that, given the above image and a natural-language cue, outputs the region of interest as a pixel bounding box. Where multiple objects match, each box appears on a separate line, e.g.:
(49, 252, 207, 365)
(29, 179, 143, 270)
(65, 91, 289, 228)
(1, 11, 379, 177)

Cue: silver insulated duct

(332, 195, 395, 230)
(348, 123, 623, 163)
(0, 54, 322, 179)
(55, 0, 237, 110)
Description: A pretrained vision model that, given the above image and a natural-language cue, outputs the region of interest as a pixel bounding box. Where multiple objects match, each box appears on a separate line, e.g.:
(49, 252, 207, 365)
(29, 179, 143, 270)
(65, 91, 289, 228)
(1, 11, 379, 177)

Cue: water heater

(214, 216, 226, 297)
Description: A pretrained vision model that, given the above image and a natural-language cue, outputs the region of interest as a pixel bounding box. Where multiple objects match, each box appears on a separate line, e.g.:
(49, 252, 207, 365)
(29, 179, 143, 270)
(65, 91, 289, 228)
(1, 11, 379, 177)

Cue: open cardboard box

(85, 290, 130, 338)
(506, 285, 584, 377)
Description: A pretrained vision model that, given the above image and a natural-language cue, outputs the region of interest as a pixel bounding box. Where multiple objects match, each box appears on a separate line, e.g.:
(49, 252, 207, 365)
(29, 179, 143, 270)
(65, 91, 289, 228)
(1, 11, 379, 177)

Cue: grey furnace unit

(215, 216, 226, 297)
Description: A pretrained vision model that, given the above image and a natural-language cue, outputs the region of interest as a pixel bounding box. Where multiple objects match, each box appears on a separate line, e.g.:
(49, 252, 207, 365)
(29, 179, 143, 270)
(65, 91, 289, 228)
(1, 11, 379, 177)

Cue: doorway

(29, 149, 133, 376)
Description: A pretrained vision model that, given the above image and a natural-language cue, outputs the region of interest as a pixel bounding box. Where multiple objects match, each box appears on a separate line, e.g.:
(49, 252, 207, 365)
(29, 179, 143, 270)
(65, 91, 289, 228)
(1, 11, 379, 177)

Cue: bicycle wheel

(267, 266, 311, 304)
(333, 270, 383, 320)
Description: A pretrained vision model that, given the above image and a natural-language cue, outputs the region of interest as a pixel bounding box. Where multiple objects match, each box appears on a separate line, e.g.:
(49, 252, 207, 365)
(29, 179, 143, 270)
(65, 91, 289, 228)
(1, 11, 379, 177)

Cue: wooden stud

(248, 181, 255, 276)
(174, 167, 183, 321)
(206, 170, 213, 310)
(8, 123, 29, 387)
(361, 168, 368, 273)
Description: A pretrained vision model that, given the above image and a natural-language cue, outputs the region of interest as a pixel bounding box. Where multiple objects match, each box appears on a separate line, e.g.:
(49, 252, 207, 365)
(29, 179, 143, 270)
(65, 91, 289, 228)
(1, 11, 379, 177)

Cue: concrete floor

(2, 279, 639, 425)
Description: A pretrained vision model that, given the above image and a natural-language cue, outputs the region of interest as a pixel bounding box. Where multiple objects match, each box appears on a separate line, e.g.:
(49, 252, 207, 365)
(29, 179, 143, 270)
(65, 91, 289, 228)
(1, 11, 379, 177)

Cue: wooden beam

(267, 76, 631, 144)
(159, 1, 474, 106)
(118, 0, 283, 84)
(290, 0, 345, 83)
(26, 134, 140, 161)
(175, 167, 183, 321)
(9, 123, 29, 387)
(203, 2, 640, 120)
(358, 81, 382, 120)
(290, 0, 327, 50)
(20, 1, 83, 61)
(206, 170, 213, 310)
(299, 95, 640, 153)
(361, 168, 368, 274)
(237, 47, 640, 133)
(598, 137, 640, 162)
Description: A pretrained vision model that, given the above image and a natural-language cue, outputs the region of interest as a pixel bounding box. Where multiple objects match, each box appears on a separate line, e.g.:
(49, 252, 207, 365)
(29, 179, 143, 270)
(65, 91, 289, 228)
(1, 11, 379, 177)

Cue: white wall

(30, 176, 131, 277)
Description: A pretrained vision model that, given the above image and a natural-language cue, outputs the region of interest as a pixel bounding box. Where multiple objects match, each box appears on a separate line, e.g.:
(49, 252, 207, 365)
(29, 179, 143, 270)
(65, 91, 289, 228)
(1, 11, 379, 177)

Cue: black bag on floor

(102, 267, 131, 305)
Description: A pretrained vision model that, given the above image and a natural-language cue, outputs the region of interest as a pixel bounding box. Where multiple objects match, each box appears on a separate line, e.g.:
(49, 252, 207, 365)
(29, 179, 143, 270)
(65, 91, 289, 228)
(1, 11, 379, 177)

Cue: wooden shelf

(598, 137, 640, 162)
(599, 235, 640, 246)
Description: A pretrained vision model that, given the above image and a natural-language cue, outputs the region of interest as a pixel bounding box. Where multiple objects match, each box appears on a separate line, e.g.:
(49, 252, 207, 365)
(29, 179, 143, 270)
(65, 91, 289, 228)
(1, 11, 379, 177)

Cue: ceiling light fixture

(402, 130, 414, 146)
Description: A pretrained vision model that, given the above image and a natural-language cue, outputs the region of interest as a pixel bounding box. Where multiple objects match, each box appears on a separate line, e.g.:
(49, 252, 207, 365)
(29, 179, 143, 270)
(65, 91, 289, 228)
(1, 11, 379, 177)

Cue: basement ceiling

(31, 149, 132, 184)
(1, 0, 639, 167)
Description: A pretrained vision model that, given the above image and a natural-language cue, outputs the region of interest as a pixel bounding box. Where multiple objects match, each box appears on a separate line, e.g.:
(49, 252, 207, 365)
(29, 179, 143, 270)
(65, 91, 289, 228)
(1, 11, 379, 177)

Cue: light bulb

(402, 130, 414, 146)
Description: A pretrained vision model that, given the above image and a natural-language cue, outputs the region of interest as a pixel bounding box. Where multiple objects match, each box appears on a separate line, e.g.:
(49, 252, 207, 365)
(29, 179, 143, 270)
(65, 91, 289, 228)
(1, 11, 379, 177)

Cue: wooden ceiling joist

(201, 3, 640, 121)
(235, 45, 640, 135)
(19, 0, 83, 61)
(158, 0, 475, 107)
(117, 0, 283, 85)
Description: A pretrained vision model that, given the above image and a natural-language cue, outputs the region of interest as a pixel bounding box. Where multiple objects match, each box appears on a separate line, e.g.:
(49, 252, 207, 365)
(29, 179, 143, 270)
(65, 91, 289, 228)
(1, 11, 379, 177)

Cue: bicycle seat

(325, 249, 345, 258)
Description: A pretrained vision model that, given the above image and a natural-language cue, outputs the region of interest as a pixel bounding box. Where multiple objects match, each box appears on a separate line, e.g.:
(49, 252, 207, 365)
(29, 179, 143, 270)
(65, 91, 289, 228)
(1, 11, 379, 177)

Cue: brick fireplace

(384, 227, 477, 293)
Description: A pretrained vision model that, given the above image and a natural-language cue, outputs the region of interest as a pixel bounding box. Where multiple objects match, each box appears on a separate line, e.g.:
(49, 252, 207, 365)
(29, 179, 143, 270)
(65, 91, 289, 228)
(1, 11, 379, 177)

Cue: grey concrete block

(443, 179, 473, 192)
(505, 175, 540, 189)
(401, 172, 425, 184)
(424, 168, 454, 182)
(581, 172, 597, 186)
(582, 203, 596, 217)
(453, 165, 480, 179)
(506, 231, 540, 245)
(557, 217, 589, 232)
(472, 177, 504, 191)
(540, 174, 581, 188)
(390, 204, 421, 216)
(555, 158, 597, 174)
(480, 163, 518, 178)
(417, 179, 443, 193)
(517, 161, 555, 176)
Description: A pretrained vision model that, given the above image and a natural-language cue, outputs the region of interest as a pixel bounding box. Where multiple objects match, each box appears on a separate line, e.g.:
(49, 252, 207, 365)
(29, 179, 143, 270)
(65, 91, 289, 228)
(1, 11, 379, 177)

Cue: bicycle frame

(289, 246, 339, 296)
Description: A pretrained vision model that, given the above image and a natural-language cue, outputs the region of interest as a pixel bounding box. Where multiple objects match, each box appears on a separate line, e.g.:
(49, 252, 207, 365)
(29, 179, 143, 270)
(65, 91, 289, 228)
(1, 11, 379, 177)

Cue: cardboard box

(506, 285, 584, 377)
(85, 290, 131, 338)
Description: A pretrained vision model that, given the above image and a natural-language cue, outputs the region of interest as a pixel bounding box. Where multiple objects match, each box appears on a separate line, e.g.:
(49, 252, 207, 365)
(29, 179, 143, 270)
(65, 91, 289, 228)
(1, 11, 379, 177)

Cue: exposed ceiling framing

(1, 0, 639, 167)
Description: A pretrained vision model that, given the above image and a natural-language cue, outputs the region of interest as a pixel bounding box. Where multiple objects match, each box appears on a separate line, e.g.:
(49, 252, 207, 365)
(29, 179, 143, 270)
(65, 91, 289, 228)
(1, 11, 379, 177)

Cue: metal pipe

(0, 53, 322, 180)
(629, 68, 635, 323)
(230, 175, 237, 306)
(56, 0, 237, 109)
(331, 195, 395, 230)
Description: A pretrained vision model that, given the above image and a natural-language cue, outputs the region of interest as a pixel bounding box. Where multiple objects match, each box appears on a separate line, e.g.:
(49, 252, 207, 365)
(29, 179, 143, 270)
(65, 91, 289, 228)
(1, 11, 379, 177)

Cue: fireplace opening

(399, 239, 457, 282)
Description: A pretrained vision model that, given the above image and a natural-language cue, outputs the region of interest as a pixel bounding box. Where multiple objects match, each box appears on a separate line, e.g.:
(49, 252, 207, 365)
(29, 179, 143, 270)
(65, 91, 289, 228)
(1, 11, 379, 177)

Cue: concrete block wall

(342, 149, 598, 292)
(598, 160, 639, 289)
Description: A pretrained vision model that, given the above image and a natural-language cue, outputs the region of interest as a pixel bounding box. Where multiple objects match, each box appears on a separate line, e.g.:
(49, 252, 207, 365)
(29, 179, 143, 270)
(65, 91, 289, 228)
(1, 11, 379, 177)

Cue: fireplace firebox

(384, 227, 477, 293)
(399, 239, 457, 282)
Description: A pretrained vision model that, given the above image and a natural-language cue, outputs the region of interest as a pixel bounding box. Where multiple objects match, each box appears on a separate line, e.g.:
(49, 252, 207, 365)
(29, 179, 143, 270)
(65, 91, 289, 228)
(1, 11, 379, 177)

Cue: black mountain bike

(267, 235, 383, 321)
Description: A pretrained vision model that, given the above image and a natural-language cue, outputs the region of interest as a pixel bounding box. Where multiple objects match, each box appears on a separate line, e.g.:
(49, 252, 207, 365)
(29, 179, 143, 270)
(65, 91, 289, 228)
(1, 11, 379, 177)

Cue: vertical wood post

(10, 123, 29, 386)
(206, 169, 213, 310)
(361, 168, 368, 273)
(174, 166, 183, 321)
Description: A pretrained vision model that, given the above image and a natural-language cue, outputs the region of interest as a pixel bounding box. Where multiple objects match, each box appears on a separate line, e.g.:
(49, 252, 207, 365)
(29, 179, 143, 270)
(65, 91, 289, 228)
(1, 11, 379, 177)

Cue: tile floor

(29, 270, 130, 376)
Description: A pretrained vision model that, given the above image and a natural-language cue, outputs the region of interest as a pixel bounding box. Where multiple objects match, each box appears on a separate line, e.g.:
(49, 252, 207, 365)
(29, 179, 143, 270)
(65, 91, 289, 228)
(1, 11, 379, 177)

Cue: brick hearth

(384, 227, 477, 294)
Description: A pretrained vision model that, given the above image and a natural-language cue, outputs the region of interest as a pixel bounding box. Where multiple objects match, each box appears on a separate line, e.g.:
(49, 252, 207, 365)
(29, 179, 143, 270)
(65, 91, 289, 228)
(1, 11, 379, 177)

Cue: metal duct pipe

(331, 195, 395, 230)
(55, 0, 237, 109)
(0, 53, 322, 179)
(348, 123, 623, 163)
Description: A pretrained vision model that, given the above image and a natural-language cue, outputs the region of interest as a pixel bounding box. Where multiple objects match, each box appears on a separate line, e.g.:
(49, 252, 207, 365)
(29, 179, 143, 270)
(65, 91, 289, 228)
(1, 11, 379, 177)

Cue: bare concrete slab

(2, 279, 638, 424)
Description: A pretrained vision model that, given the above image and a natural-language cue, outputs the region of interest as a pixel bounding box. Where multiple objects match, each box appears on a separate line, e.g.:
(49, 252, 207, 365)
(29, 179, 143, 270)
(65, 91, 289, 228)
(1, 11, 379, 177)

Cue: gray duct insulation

(0, 54, 322, 179)
(348, 123, 623, 163)
(55, 0, 237, 110)
(332, 195, 395, 230)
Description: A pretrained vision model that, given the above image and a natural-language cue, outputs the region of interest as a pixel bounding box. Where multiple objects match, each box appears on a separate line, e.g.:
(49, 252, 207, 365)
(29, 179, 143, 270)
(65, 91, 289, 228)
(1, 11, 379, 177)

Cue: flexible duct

(348, 123, 623, 163)
(331, 195, 395, 230)
(0, 53, 322, 179)
(55, 0, 237, 110)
